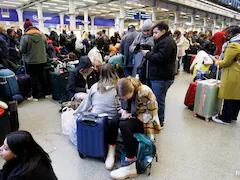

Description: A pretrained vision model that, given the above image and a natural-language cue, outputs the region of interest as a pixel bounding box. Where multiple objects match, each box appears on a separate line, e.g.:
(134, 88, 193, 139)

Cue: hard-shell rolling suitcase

(193, 79, 222, 121)
(184, 82, 197, 109)
(51, 72, 69, 101)
(0, 108, 11, 145)
(77, 113, 108, 160)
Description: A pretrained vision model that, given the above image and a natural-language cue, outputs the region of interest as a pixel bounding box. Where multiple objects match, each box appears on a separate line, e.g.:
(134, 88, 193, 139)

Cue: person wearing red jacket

(210, 29, 226, 56)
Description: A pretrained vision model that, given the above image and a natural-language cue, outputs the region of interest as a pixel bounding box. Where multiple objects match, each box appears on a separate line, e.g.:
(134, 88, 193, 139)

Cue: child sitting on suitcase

(107, 77, 161, 180)
(64, 56, 98, 102)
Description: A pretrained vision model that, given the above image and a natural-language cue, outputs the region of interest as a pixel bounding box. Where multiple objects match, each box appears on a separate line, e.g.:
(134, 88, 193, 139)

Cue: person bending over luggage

(107, 77, 161, 180)
(74, 63, 119, 118)
(212, 26, 240, 125)
(65, 56, 98, 101)
(0, 131, 58, 180)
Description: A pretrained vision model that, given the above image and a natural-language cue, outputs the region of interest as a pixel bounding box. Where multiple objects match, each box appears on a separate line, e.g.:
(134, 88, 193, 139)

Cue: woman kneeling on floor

(107, 77, 161, 180)
(0, 131, 58, 180)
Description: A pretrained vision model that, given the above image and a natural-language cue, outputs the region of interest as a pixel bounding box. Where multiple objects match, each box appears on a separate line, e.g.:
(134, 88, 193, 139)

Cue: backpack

(121, 133, 158, 175)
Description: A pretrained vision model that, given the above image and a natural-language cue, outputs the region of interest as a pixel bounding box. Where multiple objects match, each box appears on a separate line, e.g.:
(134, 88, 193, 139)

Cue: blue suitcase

(0, 69, 19, 99)
(77, 113, 108, 160)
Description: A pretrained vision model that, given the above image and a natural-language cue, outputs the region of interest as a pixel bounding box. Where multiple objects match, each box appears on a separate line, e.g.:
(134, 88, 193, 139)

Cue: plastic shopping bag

(69, 114, 79, 146)
(61, 107, 74, 135)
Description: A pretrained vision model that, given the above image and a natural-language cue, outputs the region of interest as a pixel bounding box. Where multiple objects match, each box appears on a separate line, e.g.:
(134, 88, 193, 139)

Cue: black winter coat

(145, 32, 177, 80)
(0, 158, 58, 180)
(66, 68, 98, 99)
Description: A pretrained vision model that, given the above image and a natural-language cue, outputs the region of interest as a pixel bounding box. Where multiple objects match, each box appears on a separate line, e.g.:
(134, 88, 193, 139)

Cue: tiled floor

(1, 72, 239, 180)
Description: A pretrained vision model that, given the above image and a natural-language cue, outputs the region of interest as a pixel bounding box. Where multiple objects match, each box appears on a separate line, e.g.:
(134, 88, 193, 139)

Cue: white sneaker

(45, 95, 51, 99)
(105, 145, 116, 170)
(110, 162, 137, 180)
(27, 96, 39, 102)
(0, 101, 8, 109)
(212, 115, 230, 125)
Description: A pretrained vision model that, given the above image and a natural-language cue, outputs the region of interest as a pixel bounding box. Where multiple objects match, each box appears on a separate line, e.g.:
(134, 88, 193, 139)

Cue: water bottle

(135, 74, 140, 80)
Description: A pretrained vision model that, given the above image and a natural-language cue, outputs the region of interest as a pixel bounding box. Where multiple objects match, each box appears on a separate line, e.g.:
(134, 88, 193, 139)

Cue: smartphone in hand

(120, 113, 132, 120)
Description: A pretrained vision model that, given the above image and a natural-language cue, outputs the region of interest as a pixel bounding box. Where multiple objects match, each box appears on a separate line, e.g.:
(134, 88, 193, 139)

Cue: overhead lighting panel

(100, 10, 110, 13)
(1, 4, 17, 7)
(55, 7, 68, 10)
(83, 0, 97, 3)
(109, 3, 118, 7)
(124, 6, 132, 9)
(2, 1, 22, 5)
(161, 8, 169, 12)
(110, 8, 119, 11)
(49, 9, 61, 12)
(52, 0, 66, 3)
(43, 2, 58, 6)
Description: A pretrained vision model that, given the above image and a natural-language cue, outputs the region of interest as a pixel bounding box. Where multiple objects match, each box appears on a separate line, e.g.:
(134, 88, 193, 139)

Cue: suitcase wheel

(99, 157, 105, 162)
(79, 153, 85, 159)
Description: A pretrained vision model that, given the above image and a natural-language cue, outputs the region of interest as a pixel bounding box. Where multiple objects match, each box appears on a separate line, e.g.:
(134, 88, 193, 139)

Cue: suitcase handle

(81, 117, 98, 126)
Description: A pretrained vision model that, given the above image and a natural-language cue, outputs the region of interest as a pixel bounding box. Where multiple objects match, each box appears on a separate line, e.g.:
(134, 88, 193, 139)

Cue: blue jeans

(151, 80, 174, 121)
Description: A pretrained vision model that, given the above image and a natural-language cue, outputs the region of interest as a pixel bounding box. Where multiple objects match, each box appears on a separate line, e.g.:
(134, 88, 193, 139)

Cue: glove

(134, 44, 141, 53)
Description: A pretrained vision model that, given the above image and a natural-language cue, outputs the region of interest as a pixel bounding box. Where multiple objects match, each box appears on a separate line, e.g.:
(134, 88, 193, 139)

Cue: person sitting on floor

(64, 56, 98, 102)
(0, 131, 58, 180)
(107, 76, 161, 180)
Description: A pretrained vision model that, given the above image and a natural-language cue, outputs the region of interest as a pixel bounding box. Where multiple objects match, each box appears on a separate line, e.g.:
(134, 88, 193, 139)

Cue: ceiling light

(100, 10, 110, 13)
(83, 0, 97, 3)
(52, 0, 66, 2)
(109, 3, 118, 7)
(74, 2, 86, 6)
(43, 2, 57, 6)
(63, 5, 69, 7)
(101, 14, 106, 16)
(55, 7, 68, 10)
(134, 3, 144, 7)
(49, 9, 61, 12)
(0, 3, 17, 7)
(29, 7, 37, 9)
(180, 12, 186, 15)
(124, 6, 132, 9)
(2, 1, 22, 5)
(109, 13, 115, 16)
(92, 12, 101, 14)
(42, 5, 49, 8)
(110, 8, 119, 11)
(126, 1, 132, 4)
(195, 15, 200, 17)
(161, 8, 169, 11)
(169, 14, 174, 16)
(140, 9, 146, 12)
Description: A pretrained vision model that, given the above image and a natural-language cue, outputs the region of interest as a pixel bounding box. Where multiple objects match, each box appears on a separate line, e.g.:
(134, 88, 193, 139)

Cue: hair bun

(26, 18, 30, 21)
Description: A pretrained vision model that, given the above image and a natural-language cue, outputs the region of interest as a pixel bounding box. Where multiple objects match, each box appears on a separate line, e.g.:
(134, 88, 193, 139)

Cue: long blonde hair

(116, 76, 141, 97)
(98, 64, 119, 93)
(82, 31, 89, 40)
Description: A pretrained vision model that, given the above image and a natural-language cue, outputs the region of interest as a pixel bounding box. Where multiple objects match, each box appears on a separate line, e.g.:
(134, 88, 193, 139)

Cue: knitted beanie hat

(24, 18, 33, 30)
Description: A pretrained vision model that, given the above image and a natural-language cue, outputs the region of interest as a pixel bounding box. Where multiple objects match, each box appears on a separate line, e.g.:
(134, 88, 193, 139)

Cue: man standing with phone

(142, 21, 177, 128)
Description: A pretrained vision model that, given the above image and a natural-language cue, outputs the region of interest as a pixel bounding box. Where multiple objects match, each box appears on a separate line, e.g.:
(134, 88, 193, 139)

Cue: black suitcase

(7, 100, 19, 132)
(0, 108, 11, 145)
(51, 72, 69, 100)
(17, 74, 31, 98)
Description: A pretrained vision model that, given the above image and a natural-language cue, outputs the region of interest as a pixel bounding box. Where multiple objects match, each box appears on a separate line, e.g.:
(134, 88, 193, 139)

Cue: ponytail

(116, 76, 141, 97)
